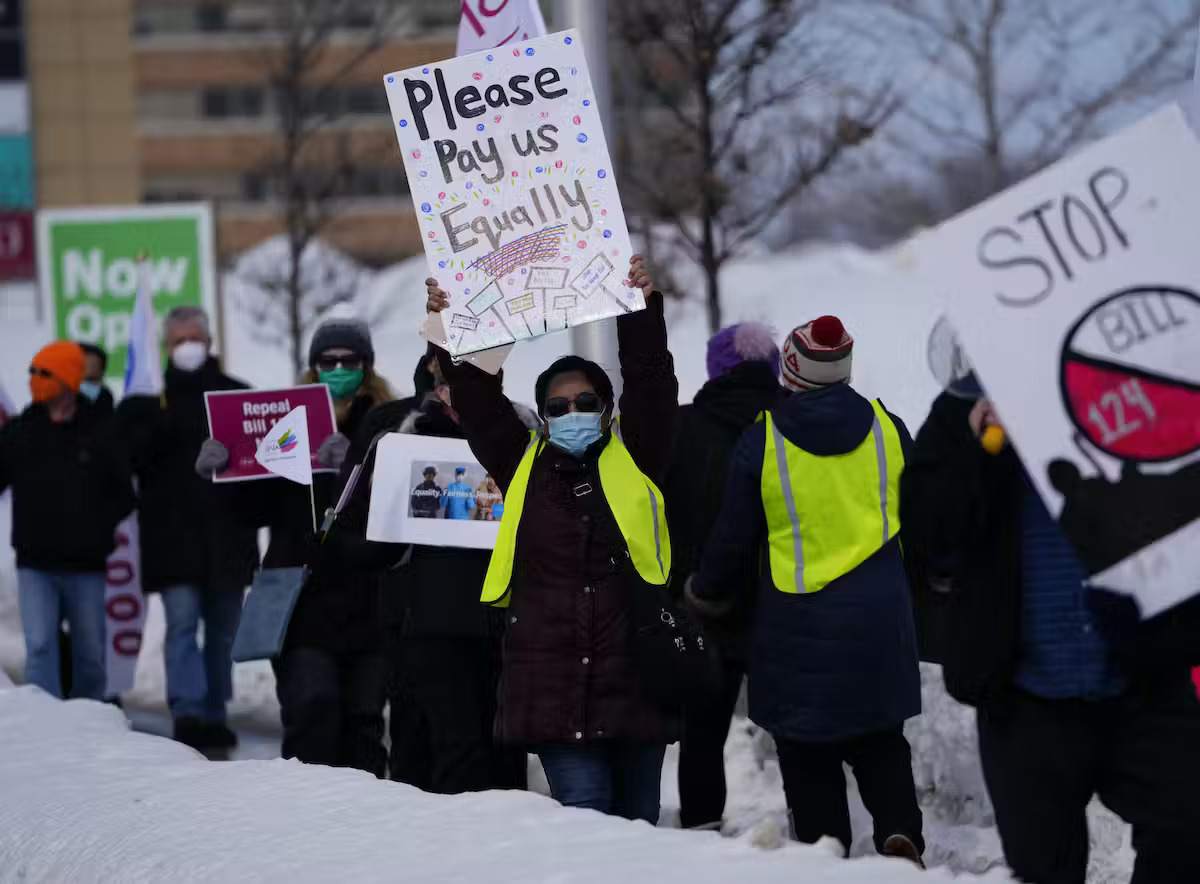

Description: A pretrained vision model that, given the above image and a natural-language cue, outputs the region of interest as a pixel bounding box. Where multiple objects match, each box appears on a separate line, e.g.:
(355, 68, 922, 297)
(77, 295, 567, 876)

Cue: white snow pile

(0, 681, 1008, 884)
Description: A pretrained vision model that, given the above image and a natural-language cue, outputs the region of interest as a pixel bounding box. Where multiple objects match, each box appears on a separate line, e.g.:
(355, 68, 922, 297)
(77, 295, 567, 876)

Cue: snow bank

(0, 682, 1007, 884)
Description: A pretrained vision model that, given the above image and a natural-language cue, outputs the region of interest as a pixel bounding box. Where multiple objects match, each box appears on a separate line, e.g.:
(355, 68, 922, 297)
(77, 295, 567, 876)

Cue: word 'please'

(404, 67, 569, 142)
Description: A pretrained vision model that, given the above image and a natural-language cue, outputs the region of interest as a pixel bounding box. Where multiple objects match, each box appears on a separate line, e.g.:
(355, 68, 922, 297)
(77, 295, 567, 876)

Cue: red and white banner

(104, 514, 145, 695)
(457, 0, 547, 55)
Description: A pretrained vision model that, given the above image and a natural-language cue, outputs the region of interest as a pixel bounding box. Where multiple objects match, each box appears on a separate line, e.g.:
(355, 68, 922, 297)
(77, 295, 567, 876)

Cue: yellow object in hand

(980, 425, 1006, 455)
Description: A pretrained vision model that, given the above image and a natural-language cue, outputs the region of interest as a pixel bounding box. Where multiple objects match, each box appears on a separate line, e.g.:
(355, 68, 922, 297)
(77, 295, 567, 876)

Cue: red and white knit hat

(780, 316, 853, 392)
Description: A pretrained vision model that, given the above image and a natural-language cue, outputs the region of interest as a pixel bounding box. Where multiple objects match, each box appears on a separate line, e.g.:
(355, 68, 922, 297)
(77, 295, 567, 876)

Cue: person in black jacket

(78, 342, 115, 417)
(1, 341, 134, 700)
(210, 316, 393, 776)
(688, 318, 923, 865)
(901, 373, 1200, 884)
(118, 306, 259, 751)
(662, 321, 781, 831)
(341, 345, 534, 793)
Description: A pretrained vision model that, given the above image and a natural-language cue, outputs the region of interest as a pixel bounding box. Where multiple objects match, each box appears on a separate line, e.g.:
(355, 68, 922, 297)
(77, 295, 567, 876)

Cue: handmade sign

(384, 29, 643, 357)
(204, 386, 336, 483)
(366, 433, 504, 550)
(919, 105, 1200, 617)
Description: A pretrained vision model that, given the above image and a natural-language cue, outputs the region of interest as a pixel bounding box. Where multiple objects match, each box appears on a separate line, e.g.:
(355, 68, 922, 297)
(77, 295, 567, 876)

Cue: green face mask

(319, 367, 364, 400)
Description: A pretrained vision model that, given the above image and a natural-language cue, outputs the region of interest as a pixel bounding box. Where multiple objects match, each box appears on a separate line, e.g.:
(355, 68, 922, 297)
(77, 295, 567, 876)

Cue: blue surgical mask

(79, 380, 103, 402)
(547, 411, 605, 457)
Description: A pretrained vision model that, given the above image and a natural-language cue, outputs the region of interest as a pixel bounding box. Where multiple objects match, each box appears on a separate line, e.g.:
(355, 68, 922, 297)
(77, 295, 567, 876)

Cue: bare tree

(233, 0, 407, 374)
(862, 0, 1200, 224)
(613, 0, 896, 332)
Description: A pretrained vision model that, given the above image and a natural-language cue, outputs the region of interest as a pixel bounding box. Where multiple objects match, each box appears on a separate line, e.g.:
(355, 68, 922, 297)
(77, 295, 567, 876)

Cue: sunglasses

(29, 367, 56, 380)
(545, 392, 604, 418)
(315, 355, 364, 372)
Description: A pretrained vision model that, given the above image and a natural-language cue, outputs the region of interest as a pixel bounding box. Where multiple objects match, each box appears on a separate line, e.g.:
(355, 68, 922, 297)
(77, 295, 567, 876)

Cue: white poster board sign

(384, 30, 644, 358)
(367, 434, 505, 550)
(457, 0, 547, 55)
(919, 105, 1200, 618)
(105, 513, 146, 695)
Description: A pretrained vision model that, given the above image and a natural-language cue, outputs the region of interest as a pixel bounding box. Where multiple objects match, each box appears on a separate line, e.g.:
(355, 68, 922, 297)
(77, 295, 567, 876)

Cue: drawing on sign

(384, 30, 645, 357)
(1049, 285, 1200, 574)
(450, 313, 481, 331)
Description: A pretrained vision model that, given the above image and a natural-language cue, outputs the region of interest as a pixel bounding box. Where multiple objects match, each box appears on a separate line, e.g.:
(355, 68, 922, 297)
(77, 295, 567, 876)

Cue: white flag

(456, 0, 547, 55)
(124, 258, 164, 397)
(254, 405, 312, 485)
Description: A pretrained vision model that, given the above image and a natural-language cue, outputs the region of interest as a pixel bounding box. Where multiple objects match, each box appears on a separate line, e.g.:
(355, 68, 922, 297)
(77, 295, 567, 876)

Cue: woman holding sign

(425, 255, 681, 824)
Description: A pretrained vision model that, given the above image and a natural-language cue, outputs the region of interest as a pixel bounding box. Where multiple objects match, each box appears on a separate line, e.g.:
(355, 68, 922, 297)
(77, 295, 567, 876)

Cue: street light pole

(555, 0, 622, 399)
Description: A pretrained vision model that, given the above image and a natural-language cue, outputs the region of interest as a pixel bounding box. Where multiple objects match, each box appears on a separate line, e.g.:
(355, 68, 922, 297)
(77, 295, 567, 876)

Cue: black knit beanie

(308, 317, 374, 368)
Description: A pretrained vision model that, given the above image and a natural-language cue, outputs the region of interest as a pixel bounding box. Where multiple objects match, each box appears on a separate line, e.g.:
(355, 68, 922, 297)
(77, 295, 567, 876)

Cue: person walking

(901, 373, 1200, 884)
(424, 255, 679, 823)
(118, 307, 259, 750)
(1, 341, 134, 700)
(662, 322, 781, 831)
(210, 316, 393, 776)
(687, 317, 924, 864)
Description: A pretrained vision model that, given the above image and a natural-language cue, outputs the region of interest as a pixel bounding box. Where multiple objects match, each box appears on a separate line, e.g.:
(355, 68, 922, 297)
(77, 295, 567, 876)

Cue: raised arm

(425, 284, 530, 492)
(615, 255, 677, 483)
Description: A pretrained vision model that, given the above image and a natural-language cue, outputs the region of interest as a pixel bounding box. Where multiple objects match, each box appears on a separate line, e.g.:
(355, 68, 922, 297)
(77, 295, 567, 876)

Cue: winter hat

(31, 340, 85, 393)
(308, 317, 374, 368)
(535, 355, 615, 417)
(706, 322, 780, 380)
(780, 316, 853, 392)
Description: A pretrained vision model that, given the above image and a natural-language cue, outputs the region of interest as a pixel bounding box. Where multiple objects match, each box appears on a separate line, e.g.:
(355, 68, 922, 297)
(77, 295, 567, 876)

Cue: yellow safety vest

(761, 399, 904, 594)
(481, 421, 671, 608)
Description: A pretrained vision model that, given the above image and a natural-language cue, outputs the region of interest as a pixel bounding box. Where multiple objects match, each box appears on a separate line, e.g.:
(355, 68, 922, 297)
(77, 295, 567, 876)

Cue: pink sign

(204, 385, 336, 483)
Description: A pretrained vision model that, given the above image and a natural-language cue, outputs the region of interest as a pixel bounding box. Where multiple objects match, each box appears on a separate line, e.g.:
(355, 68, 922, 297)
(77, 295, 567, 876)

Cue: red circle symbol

(1061, 287, 1200, 463)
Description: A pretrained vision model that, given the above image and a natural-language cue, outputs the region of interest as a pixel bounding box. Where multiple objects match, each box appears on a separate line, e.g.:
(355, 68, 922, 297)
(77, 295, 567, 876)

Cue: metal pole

(556, 0, 622, 399)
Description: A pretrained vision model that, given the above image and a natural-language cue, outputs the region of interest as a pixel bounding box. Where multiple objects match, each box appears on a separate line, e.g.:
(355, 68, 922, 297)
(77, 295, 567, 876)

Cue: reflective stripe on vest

(761, 399, 903, 594)
(480, 420, 672, 608)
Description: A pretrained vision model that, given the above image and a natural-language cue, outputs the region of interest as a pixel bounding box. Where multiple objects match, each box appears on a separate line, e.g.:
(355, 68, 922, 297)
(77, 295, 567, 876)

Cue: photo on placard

(407, 460, 505, 522)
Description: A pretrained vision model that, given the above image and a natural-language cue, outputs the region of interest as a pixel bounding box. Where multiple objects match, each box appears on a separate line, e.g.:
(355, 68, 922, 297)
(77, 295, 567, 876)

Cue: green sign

(37, 204, 218, 382)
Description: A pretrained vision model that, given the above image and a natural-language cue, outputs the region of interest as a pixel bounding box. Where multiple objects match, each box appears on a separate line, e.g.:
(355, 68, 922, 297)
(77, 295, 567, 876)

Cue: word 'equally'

(441, 180, 594, 253)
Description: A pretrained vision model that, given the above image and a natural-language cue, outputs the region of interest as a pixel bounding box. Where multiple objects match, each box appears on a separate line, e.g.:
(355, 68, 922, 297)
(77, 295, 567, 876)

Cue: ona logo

(275, 428, 299, 453)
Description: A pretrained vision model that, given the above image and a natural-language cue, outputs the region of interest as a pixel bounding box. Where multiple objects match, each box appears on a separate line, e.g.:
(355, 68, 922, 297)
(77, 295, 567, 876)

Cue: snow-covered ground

(0, 242, 1134, 880)
(0, 672, 1013, 884)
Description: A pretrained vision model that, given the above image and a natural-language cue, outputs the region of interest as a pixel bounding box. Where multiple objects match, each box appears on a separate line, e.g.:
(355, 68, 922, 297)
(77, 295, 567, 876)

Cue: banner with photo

(384, 29, 642, 358)
(917, 105, 1200, 618)
(366, 434, 505, 550)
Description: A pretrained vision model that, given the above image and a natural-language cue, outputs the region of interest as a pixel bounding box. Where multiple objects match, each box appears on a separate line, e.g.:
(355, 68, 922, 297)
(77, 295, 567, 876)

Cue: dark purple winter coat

(438, 295, 680, 747)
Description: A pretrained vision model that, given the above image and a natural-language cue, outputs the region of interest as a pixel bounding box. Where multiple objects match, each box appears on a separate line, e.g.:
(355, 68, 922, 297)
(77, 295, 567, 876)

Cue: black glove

(303, 531, 339, 573)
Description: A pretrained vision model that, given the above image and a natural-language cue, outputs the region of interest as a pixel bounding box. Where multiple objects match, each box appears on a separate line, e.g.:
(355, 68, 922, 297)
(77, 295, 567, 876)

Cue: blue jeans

(17, 569, 107, 700)
(538, 743, 667, 824)
(161, 585, 243, 723)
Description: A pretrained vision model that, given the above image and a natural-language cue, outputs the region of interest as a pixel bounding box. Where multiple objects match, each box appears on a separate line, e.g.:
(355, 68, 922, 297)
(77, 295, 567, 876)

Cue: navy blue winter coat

(692, 383, 921, 743)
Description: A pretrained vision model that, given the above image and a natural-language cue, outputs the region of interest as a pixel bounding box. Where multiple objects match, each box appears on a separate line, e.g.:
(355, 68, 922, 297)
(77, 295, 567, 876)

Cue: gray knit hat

(308, 317, 374, 368)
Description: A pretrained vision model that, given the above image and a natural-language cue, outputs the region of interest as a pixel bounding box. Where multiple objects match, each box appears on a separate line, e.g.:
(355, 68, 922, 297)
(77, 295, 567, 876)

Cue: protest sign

(36, 203, 218, 383)
(457, 0, 547, 55)
(384, 30, 643, 358)
(366, 434, 504, 550)
(104, 514, 145, 695)
(919, 105, 1200, 617)
(204, 386, 335, 483)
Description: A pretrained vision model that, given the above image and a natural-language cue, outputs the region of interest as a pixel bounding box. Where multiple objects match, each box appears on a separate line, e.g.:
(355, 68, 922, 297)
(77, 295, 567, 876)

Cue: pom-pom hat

(780, 316, 853, 392)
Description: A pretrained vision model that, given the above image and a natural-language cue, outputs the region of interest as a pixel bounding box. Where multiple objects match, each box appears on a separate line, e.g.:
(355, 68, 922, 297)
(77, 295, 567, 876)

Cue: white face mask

(171, 341, 208, 373)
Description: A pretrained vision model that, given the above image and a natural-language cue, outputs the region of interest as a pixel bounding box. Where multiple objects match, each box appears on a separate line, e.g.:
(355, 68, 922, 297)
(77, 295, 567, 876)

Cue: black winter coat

(118, 360, 259, 593)
(439, 295, 681, 747)
(693, 384, 921, 743)
(0, 398, 134, 572)
(663, 363, 781, 660)
(901, 390, 1200, 712)
(238, 391, 383, 653)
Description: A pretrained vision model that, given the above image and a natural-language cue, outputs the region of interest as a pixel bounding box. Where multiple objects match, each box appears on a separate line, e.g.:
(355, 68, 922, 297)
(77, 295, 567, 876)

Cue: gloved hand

(194, 439, 230, 477)
(317, 432, 351, 470)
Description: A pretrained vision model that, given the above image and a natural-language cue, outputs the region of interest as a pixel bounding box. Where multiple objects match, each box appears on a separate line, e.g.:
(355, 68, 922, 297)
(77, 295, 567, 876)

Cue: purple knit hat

(706, 322, 780, 380)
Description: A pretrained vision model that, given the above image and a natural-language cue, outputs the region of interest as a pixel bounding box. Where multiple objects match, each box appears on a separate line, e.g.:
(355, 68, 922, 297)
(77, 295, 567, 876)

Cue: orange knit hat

(31, 341, 86, 393)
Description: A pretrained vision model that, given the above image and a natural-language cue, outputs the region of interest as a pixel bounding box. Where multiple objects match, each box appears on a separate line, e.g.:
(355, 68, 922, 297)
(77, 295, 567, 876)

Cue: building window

(242, 173, 268, 201)
(195, 4, 228, 32)
(201, 87, 265, 119)
(346, 86, 387, 115)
